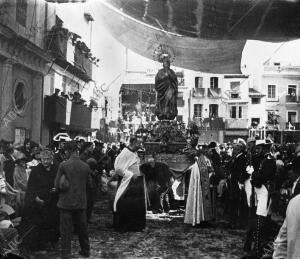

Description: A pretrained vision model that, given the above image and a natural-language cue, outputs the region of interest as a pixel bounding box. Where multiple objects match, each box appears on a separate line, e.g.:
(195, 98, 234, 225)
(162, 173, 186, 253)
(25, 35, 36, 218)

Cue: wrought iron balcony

(44, 95, 67, 125)
(74, 45, 93, 80)
(45, 27, 69, 59)
(286, 95, 299, 103)
(192, 88, 205, 98)
(70, 102, 92, 130)
(225, 118, 248, 129)
(285, 122, 300, 130)
(194, 117, 225, 129)
(207, 88, 222, 98)
(45, 27, 93, 82)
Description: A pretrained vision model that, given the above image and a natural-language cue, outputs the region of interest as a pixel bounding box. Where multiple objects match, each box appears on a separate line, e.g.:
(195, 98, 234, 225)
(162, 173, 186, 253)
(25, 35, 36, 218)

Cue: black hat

(64, 141, 78, 152)
(94, 140, 104, 146)
(208, 142, 217, 149)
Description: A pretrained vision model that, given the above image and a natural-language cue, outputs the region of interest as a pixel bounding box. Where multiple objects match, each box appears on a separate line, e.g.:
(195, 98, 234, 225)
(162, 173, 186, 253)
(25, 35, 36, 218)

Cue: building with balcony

(0, 0, 53, 144)
(261, 61, 300, 142)
(222, 75, 250, 141)
(187, 71, 266, 142)
(188, 71, 225, 121)
(41, 9, 98, 144)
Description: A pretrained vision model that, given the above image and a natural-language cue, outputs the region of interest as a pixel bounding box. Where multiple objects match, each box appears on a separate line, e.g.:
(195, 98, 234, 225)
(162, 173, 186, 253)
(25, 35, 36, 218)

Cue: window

(177, 115, 183, 122)
(230, 106, 237, 119)
(195, 77, 203, 88)
(50, 74, 54, 95)
(176, 72, 184, 86)
(70, 82, 80, 93)
(287, 111, 297, 123)
(209, 104, 218, 117)
(267, 85, 276, 99)
(230, 81, 240, 91)
(194, 104, 202, 117)
(239, 106, 243, 118)
(251, 98, 261, 104)
(288, 85, 297, 96)
(14, 82, 26, 111)
(62, 76, 67, 93)
(15, 128, 26, 145)
(230, 106, 242, 119)
(16, 0, 27, 27)
(210, 77, 218, 89)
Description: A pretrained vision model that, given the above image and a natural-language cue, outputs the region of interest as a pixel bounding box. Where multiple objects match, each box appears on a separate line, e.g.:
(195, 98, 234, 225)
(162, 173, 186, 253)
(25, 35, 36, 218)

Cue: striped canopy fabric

(104, 0, 300, 42)
(98, 2, 246, 74)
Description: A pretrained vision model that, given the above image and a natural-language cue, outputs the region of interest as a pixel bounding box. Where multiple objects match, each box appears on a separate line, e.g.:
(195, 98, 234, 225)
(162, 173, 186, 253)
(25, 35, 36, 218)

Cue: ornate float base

(144, 120, 187, 154)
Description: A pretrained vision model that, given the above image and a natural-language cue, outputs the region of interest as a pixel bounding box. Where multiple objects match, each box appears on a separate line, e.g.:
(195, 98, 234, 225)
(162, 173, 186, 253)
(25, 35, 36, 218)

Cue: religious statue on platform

(154, 54, 178, 120)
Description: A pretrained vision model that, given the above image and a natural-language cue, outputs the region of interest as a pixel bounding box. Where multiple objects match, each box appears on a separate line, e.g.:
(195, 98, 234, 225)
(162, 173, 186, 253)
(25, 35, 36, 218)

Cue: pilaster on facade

(0, 58, 14, 141)
(31, 74, 44, 143)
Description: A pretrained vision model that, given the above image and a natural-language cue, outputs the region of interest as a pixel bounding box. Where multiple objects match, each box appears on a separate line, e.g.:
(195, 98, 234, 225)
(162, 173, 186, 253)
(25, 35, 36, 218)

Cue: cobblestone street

(31, 194, 245, 259)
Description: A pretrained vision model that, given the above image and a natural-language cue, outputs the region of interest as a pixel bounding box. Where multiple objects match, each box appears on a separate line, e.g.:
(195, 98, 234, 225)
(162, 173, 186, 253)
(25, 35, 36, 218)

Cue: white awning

(224, 100, 249, 105)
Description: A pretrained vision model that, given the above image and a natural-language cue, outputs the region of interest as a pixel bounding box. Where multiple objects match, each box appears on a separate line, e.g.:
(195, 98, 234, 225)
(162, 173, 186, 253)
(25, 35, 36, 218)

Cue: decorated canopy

(98, 0, 300, 74)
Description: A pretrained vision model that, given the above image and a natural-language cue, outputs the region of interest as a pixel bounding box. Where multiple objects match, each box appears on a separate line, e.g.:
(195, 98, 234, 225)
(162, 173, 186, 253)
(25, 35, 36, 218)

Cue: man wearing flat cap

(54, 141, 92, 258)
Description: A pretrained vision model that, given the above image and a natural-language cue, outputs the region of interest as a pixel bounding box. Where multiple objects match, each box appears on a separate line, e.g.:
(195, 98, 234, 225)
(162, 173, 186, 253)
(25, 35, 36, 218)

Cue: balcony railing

(207, 88, 222, 98)
(286, 122, 300, 130)
(225, 118, 248, 129)
(45, 27, 93, 81)
(44, 95, 67, 125)
(74, 45, 93, 80)
(192, 88, 205, 98)
(286, 95, 299, 103)
(44, 95, 92, 130)
(194, 117, 225, 129)
(45, 27, 69, 59)
(70, 103, 92, 130)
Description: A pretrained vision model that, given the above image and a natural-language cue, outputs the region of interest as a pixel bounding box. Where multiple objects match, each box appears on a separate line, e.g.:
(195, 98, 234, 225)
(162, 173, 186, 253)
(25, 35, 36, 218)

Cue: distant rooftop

(224, 74, 249, 79)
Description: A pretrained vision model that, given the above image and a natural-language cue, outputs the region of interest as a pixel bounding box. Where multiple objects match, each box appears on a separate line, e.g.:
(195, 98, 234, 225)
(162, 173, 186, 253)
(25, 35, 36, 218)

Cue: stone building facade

(0, 0, 52, 144)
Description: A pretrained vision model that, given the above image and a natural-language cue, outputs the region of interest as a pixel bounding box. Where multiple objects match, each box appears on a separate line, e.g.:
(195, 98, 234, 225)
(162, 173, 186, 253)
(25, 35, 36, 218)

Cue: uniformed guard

(251, 139, 276, 257)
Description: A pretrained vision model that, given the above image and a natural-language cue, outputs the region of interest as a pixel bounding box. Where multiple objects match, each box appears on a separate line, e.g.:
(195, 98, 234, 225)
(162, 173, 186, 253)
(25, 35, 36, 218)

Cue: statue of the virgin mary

(154, 53, 178, 121)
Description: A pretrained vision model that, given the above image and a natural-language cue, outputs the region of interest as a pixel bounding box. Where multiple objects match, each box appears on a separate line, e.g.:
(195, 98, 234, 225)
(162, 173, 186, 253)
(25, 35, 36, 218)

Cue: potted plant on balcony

(89, 99, 98, 110)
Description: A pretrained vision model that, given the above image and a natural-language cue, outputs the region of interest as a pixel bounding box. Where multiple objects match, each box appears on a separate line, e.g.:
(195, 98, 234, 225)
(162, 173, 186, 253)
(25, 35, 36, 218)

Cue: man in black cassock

(20, 149, 59, 254)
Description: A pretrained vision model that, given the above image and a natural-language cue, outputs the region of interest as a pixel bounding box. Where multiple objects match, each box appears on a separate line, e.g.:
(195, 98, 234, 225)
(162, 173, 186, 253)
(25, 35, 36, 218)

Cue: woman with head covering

(20, 148, 59, 255)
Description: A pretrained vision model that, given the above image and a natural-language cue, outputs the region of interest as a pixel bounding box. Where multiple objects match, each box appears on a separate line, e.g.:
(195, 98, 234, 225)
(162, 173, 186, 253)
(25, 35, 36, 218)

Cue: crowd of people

(0, 135, 299, 258)
(0, 138, 122, 258)
(183, 137, 300, 258)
